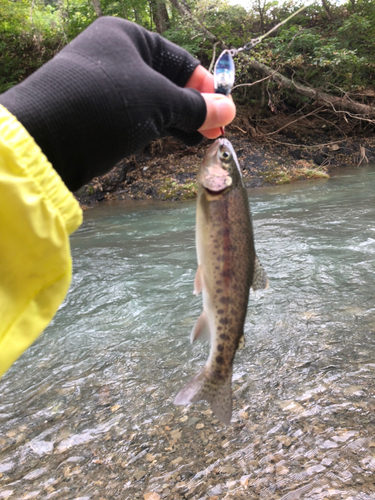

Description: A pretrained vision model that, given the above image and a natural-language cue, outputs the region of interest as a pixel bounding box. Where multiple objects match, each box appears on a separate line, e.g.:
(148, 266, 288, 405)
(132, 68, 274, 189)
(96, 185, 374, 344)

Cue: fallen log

(247, 59, 375, 120)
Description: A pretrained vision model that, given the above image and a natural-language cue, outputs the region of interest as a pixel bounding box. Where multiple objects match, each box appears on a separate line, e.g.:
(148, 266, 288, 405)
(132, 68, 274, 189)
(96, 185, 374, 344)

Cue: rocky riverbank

(74, 113, 375, 208)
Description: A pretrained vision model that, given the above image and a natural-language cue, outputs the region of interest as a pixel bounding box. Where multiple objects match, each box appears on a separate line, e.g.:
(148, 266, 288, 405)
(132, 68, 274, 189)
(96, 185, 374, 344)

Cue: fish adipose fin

(193, 266, 204, 295)
(190, 311, 211, 343)
(251, 256, 269, 291)
(174, 368, 232, 425)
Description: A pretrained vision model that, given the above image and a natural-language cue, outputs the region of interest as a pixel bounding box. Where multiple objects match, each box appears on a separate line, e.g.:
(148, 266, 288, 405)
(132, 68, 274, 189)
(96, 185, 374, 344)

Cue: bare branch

(232, 67, 280, 91)
(265, 106, 326, 136)
(357, 146, 369, 167)
(168, 0, 226, 47)
(267, 138, 345, 149)
(208, 42, 220, 74)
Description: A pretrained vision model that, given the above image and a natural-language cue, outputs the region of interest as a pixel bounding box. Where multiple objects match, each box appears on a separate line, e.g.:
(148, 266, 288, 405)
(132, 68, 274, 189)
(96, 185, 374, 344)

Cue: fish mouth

(204, 187, 228, 196)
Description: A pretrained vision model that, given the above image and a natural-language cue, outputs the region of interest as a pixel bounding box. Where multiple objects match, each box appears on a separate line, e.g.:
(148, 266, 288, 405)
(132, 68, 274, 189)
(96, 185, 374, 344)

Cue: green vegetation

(1, 0, 375, 110)
(157, 177, 198, 199)
(262, 160, 330, 185)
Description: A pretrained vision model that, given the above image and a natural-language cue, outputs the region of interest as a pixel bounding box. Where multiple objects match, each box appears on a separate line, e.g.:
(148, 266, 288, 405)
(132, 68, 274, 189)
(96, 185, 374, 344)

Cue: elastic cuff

(0, 104, 82, 234)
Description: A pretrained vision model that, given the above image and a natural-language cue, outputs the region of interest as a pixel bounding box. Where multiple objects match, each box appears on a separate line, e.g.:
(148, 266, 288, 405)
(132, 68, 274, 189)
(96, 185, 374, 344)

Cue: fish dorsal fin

(251, 256, 269, 291)
(190, 311, 211, 343)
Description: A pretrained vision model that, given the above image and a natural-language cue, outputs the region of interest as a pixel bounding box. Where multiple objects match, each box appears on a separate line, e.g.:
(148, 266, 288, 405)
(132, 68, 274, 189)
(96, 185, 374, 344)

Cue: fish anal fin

(174, 368, 232, 426)
(190, 311, 210, 343)
(194, 265, 204, 295)
(238, 334, 245, 350)
(251, 255, 269, 291)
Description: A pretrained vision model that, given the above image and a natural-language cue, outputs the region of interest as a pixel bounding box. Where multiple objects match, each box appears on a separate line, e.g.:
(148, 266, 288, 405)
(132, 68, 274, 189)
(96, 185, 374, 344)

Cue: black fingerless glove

(0, 17, 206, 191)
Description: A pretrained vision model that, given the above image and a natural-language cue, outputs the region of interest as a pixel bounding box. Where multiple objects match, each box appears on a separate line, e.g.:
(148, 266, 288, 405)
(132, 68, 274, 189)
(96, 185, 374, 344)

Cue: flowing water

(1, 166, 375, 500)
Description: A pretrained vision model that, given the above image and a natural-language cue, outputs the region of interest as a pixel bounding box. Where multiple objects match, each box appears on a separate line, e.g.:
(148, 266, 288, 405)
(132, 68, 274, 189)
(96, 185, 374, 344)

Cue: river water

(1, 166, 375, 500)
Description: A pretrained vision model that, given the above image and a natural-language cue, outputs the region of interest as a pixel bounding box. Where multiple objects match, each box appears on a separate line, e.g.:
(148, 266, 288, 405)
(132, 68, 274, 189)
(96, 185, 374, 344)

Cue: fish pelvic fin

(190, 310, 211, 343)
(193, 265, 204, 295)
(238, 334, 245, 350)
(174, 368, 232, 425)
(251, 255, 269, 291)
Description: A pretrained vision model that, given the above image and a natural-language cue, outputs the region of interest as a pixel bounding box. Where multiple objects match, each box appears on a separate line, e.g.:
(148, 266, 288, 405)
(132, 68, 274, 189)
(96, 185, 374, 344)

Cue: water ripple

(1, 167, 375, 498)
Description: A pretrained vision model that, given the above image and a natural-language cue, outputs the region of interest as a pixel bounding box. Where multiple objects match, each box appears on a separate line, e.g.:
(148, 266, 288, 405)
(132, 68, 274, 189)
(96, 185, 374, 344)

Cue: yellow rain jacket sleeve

(0, 104, 83, 377)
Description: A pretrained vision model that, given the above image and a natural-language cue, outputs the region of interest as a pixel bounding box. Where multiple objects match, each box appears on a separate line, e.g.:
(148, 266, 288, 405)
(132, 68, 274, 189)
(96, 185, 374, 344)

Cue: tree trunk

(321, 0, 333, 21)
(120, 0, 128, 19)
(91, 0, 103, 17)
(256, 0, 265, 34)
(151, 0, 170, 33)
(248, 59, 375, 118)
(133, 7, 140, 23)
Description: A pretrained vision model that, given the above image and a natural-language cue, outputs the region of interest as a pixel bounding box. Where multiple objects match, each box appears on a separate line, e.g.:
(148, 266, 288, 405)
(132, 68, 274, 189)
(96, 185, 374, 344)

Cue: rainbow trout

(174, 138, 268, 425)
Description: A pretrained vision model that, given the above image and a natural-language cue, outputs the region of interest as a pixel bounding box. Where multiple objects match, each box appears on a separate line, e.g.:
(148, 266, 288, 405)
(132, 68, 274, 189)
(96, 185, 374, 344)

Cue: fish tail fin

(174, 368, 232, 425)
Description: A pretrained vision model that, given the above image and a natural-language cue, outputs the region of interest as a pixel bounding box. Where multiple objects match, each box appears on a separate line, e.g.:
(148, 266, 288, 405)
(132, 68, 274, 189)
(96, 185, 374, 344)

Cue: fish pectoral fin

(190, 311, 211, 343)
(251, 255, 269, 291)
(238, 334, 245, 350)
(193, 265, 205, 296)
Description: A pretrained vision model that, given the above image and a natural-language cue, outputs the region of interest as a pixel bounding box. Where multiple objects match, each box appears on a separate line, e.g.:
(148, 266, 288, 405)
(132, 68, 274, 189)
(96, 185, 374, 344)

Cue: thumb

(198, 94, 236, 139)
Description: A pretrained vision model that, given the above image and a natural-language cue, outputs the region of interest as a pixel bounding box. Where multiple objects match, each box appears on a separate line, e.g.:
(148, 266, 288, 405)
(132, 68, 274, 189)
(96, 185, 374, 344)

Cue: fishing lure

(214, 50, 235, 134)
(213, 4, 307, 99)
(213, 50, 235, 97)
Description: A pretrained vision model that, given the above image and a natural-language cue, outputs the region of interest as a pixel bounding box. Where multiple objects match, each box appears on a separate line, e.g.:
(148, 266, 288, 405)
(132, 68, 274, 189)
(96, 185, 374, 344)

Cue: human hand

(0, 17, 235, 191)
(185, 65, 235, 139)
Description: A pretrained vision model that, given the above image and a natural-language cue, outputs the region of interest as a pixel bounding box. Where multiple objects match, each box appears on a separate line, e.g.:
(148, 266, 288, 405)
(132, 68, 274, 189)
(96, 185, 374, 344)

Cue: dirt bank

(74, 112, 375, 208)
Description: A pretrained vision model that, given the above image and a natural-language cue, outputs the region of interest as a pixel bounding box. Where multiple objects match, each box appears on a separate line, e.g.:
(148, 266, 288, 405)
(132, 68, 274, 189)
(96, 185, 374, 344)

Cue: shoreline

(74, 126, 375, 209)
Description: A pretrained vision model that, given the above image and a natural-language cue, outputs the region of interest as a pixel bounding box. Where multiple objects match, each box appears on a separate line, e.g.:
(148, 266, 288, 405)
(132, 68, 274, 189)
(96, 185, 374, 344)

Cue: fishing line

(214, 4, 308, 103)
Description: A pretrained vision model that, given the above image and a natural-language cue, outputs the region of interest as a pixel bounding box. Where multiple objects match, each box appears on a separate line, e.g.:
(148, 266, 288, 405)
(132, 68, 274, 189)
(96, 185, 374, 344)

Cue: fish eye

(220, 150, 231, 160)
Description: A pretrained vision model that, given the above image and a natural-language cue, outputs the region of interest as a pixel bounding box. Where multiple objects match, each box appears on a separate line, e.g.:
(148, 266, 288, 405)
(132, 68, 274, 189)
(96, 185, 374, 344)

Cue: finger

(200, 128, 224, 139)
(185, 65, 215, 94)
(198, 93, 236, 132)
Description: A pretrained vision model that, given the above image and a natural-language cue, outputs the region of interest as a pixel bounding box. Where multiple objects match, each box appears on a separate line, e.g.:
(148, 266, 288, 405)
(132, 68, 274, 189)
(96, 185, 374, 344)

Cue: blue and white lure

(214, 50, 236, 97)
(214, 50, 236, 134)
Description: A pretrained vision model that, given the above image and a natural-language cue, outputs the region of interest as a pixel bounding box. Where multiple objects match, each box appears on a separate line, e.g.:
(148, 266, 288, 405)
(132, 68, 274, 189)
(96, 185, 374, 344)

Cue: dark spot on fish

(217, 344, 224, 352)
(219, 318, 229, 325)
(220, 333, 229, 340)
(217, 326, 223, 331)
(216, 288, 223, 294)
(218, 228, 230, 238)
(217, 309, 224, 314)
(216, 356, 224, 365)
(216, 280, 222, 285)
(221, 269, 234, 278)
(212, 370, 225, 381)
(220, 296, 229, 304)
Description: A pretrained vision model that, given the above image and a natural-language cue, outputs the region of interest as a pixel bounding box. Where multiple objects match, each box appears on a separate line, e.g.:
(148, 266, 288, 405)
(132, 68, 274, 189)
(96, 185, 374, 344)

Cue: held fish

(174, 138, 268, 425)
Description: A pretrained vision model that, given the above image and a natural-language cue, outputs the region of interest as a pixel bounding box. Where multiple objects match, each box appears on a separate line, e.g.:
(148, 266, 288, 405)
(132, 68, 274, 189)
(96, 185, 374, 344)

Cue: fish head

(198, 138, 243, 195)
